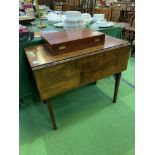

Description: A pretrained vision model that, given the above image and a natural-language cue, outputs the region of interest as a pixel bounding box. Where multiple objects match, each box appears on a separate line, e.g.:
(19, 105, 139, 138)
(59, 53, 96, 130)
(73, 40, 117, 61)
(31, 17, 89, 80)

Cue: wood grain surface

(25, 35, 130, 100)
(25, 35, 129, 70)
(41, 29, 105, 55)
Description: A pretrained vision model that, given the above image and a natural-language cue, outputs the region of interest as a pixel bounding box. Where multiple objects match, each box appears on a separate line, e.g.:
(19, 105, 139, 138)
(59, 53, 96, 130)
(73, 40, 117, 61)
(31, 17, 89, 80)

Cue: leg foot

(113, 72, 121, 103)
(91, 81, 97, 85)
(45, 99, 58, 130)
(19, 98, 24, 107)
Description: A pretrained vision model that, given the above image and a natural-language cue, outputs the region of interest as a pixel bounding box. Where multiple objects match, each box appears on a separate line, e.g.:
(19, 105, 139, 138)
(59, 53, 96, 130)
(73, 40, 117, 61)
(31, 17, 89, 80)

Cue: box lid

(41, 28, 105, 45)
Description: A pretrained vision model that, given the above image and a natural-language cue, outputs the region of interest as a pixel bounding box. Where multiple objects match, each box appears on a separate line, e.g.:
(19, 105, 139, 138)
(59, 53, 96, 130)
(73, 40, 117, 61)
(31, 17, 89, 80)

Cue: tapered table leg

(45, 99, 57, 130)
(113, 72, 122, 103)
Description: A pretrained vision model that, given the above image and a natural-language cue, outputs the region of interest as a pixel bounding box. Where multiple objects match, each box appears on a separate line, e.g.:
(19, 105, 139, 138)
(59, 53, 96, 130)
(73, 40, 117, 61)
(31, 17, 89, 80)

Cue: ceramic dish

(54, 23, 63, 28)
(93, 14, 105, 22)
(19, 16, 35, 21)
(98, 22, 114, 28)
(47, 13, 61, 23)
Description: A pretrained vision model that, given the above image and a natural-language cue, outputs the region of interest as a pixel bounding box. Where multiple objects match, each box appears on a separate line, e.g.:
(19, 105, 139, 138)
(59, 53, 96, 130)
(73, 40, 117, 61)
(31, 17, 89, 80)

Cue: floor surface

(20, 56, 135, 155)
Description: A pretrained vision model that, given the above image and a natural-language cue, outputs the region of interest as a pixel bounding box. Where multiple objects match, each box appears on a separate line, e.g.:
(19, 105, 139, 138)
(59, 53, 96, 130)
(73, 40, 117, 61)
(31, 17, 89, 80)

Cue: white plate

(19, 16, 35, 21)
(54, 23, 63, 28)
(98, 22, 114, 28)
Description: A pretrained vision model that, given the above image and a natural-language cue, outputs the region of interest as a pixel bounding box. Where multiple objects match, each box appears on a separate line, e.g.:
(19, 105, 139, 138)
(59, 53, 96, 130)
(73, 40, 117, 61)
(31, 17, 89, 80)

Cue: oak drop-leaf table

(25, 35, 130, 130)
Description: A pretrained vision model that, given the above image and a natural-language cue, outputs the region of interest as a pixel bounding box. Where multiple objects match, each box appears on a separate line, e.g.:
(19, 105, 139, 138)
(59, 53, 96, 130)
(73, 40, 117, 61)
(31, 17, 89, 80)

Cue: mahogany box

(41, 28, 105, 55)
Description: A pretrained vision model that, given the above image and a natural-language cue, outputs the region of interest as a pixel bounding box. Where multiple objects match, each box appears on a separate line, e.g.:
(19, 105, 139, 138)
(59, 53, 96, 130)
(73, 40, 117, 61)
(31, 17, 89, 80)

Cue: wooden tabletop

(25, 35, 129, 70)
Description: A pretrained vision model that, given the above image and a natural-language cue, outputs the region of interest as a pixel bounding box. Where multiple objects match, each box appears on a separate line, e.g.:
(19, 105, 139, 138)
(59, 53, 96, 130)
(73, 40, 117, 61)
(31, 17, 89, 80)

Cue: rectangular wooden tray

(41, 28, 105, 55)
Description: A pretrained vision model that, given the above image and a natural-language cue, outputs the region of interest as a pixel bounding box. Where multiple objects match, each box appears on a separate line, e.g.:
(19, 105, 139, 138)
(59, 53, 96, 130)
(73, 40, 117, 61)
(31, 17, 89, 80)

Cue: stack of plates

(65, 11, 81, 21)
(63, 11, 86, 30)
(81, 13, 93, 25)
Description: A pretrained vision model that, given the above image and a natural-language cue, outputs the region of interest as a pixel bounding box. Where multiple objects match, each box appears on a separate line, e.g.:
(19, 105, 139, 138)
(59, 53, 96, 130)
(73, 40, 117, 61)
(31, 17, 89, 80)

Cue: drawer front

(33, 46, 130, 100)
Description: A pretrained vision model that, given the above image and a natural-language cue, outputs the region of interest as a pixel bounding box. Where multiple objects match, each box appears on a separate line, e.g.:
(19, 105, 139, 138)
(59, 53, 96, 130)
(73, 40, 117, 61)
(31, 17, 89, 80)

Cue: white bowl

(81, 13, 91, 19)
(93, 14, 105, 22)
(83, 18, 93, 25)
(47, 13, 61, 23)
